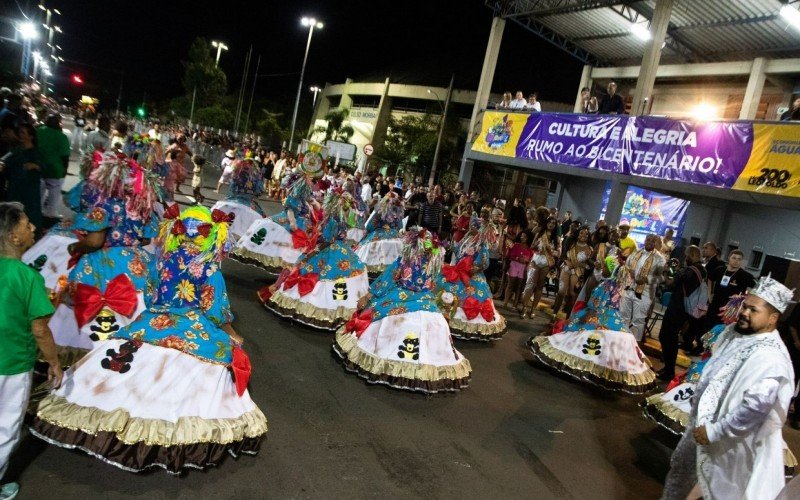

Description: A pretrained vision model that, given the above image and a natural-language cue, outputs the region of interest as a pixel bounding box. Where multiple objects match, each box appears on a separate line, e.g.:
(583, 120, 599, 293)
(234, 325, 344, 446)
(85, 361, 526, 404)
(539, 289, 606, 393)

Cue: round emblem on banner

(363, 144, 374, 156)
(300, 150, 324, 176)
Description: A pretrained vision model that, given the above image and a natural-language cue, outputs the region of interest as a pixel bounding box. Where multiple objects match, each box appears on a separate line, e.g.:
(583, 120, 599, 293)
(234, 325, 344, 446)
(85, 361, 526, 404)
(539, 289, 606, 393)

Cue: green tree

(312, 107, 355, 142)
(182, 37, 227, 108)
(194, 105, 235, 129)
(255, 109, 287, 148)
(374, 113, 465, 183)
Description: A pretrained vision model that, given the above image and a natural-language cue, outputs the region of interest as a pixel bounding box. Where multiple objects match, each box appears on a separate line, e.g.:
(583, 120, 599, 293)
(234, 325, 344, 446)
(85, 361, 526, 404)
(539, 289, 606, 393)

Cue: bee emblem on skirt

(397, 334, 420, 360)
(581, 334, 602, 356)
(90, 308, 120, 341)
(332, 278, 348, 301)
(250, 228, 267, 245)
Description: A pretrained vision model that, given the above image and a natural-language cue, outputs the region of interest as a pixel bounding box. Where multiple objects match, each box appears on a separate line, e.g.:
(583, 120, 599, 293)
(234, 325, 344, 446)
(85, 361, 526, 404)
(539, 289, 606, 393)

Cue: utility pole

(244, 54, 261, 134)
(429, 74, 454, 188)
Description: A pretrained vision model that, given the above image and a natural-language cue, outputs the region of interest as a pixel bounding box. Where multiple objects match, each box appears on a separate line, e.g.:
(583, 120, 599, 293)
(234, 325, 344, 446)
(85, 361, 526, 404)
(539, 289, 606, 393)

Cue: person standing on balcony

(508, 91, 527, 110)
(599, 82, 625, 115)
(525, 93, 542, 112)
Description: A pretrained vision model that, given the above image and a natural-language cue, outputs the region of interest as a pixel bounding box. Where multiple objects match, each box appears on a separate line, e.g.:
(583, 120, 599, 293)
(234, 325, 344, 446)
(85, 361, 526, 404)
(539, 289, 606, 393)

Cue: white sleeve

(705, 377, 782, 443)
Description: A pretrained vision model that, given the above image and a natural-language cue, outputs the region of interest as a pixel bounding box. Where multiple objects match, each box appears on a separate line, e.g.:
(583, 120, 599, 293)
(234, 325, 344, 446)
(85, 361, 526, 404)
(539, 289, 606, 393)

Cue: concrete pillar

(600, 180, 628, 226)
(739, 57, 767, 120)
(573, 65, 594, 113)
(704, 205, 727, 246)
(459, 17, 505, 183)
(459, 159, 475, 192)
(630, 0, 675, 116)
(371, 78, 393, 152)
(340, 78, 354, 109)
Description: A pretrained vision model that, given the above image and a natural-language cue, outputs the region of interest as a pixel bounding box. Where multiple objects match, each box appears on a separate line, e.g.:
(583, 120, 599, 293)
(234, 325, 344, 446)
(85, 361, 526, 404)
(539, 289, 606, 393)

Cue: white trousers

(0, 371, 33, 481)
(41, 178, 64, 217)
(618, 289, 652, 341)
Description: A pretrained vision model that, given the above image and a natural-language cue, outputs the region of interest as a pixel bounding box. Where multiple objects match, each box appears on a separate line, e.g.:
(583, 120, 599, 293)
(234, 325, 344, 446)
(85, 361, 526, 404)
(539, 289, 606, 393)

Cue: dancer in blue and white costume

(354, 191, 405, 277)
(333, 227, 472, 394)
(232, 160, 321, 274)
(31, 205, 268, 474)
(210, 154, 265, 240)
(260, 190, 369, 331)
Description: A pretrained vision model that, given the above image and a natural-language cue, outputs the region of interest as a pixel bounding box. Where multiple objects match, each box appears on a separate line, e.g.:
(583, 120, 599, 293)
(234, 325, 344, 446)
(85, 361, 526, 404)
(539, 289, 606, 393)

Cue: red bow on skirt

(442, 256, 474, 285)
(291, 228, 319, 252)
(282, 268, 320, 297)
(462, 296, 495, 322)
(345, 308, 373, 338)
(74, 274, 139, 327)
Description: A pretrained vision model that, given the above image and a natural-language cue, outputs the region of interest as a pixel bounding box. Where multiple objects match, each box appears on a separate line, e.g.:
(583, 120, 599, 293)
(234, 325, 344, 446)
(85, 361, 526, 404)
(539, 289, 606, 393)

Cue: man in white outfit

(663, 275, 795, 500)
(618, 233, 665, 341)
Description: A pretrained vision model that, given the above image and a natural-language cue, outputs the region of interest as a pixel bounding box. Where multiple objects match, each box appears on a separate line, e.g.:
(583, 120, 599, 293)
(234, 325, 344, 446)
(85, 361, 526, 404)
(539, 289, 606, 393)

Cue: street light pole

(288, 17, 323, 152)
(310, 86, 321, 108)
(428, 74, 454, 188)
(211, 40, 228, 66)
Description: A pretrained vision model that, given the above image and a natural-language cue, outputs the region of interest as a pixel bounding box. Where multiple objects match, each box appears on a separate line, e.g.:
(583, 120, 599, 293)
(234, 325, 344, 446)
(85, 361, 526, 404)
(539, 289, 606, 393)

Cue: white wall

(558, 176, 607, 223)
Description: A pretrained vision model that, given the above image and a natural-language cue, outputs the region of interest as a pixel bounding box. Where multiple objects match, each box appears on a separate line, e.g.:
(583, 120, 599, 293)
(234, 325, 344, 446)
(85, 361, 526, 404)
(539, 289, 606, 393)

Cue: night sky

(3, 0, 583, 112)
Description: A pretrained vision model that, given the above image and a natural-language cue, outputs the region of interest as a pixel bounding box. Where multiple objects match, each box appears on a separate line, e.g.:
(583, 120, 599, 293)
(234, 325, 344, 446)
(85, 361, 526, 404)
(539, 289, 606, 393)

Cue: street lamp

(309, 86, 321, 108)
(288, 16, 323, 151)
(16, 21, 39, 76)
(211, 40, 228, 66)
(17, 21, 39, 40)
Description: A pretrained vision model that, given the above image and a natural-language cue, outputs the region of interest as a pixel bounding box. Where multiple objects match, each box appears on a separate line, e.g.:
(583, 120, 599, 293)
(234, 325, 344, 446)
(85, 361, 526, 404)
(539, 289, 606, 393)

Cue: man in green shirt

(0, 202, 61, 500)
(36, 114, 70, 219)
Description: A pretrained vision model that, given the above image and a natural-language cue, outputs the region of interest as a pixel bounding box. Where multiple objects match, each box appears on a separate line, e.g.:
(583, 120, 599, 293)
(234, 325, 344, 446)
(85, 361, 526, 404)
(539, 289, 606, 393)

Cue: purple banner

(514, 113, 754, 189)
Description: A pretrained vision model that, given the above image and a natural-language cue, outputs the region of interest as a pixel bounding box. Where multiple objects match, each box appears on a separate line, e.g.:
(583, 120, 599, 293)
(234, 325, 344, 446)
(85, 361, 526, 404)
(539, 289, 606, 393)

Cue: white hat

(225, 149, 236, 159)
(748, 274, 795, 313)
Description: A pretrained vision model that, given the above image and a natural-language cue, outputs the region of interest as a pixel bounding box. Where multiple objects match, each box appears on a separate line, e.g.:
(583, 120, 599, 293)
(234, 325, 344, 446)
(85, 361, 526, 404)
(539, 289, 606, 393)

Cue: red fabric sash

(345, 308, 373, 338)
(442, 256, 473, 285)
(74, 274, 138, 327)
(462, 296, 495, 322)
(231, 345, 251, 397)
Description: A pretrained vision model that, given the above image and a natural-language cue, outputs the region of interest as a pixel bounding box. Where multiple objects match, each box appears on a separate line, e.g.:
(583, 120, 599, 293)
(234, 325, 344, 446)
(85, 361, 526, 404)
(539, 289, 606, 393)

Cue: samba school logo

(485, 114, 513, 149)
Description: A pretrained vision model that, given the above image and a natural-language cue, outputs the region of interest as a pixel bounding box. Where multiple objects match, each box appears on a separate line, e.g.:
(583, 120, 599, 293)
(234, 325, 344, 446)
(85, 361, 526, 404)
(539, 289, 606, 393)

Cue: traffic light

(137, 107, 145, 117)
(71, 74, 83, 84)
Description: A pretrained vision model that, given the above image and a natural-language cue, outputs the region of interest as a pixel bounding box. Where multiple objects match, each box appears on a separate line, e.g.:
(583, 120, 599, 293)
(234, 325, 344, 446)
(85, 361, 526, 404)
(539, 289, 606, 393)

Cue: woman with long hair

(520, 216, 560, 319)
(552, 225, 593, 318)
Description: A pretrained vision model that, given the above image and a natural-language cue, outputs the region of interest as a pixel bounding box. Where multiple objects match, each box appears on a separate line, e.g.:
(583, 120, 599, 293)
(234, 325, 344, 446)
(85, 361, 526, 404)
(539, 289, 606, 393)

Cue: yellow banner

(470, 111, 528, 157)
(732, 123, 800, 198)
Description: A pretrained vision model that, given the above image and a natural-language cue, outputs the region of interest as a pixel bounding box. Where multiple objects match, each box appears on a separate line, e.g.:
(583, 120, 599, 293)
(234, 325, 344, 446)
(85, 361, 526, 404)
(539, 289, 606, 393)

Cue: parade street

(0, 163, 777, 500)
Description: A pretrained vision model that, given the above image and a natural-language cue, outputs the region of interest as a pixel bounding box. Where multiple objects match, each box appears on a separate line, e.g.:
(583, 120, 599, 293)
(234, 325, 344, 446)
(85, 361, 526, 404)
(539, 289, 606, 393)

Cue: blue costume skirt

(436, 272, 507, 341)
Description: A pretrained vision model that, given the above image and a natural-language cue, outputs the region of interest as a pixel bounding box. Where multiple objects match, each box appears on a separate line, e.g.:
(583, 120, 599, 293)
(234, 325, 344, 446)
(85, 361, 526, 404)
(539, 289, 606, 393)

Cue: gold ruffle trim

(267, 289, 357, 330)
(36, 395, 268, 446)
(529, 335, 656, 393)
(229, 247, 293, 273)
(641, 394, 689, 434)
(449, 314, 507, 340)
(786, 447, 798, 469)
(333, 329, 472, 382)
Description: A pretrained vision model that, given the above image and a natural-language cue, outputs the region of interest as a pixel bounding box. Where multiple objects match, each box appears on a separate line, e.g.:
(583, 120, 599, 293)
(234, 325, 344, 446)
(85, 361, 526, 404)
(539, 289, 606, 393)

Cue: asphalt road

(7, 153, 797, 499)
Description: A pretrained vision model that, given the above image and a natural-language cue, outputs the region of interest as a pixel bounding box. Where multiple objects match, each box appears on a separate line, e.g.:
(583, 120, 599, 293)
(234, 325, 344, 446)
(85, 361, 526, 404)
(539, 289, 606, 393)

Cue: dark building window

(327, 95, 341, 108)
(350, 95, 381, 108)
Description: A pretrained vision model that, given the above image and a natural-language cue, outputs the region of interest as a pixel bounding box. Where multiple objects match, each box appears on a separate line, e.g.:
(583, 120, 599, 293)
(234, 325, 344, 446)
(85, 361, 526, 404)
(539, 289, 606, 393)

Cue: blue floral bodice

(74, 198, 157, 248)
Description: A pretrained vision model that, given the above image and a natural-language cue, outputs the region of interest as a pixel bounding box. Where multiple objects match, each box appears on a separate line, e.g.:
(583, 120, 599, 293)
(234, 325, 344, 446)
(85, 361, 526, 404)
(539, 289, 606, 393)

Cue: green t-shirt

(0, 257, 55, 375)
(36, 125, 71, 179)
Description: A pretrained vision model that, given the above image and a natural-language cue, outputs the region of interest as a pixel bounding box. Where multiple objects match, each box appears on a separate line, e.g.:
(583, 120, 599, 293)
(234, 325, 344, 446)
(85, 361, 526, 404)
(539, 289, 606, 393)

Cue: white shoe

(0, 482, 20, 500)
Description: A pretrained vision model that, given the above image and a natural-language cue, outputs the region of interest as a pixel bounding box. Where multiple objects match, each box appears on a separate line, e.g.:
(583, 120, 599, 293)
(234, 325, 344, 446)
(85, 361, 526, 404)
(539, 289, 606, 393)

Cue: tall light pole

(39, 3, 61, 95)
(309, 86, 321, 108)
(16, 21, 39, 77)
(427, 74, 455, 188)
(211, 40, 228, 66)
(288, 16, 323, 152)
